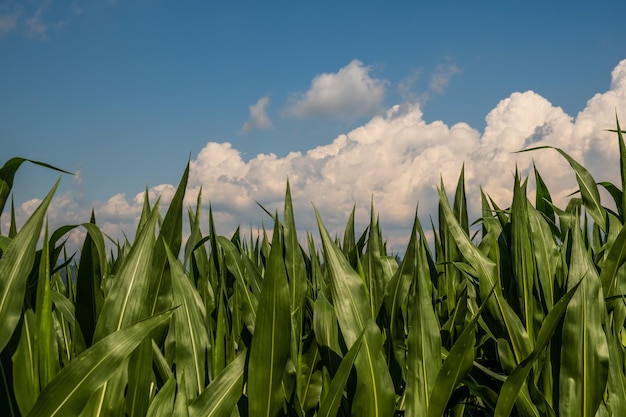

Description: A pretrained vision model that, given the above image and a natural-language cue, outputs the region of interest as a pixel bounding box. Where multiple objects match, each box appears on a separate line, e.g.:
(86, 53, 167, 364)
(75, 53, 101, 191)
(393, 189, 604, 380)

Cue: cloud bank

(4, 59, 626, 254)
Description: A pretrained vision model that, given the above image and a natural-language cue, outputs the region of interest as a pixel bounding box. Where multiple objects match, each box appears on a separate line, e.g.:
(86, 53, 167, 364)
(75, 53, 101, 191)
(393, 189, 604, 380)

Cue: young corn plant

(1, 120, 626, 417)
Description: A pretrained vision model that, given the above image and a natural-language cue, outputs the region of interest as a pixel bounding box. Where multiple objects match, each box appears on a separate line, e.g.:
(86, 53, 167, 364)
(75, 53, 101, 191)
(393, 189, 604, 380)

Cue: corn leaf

(248, 219, 291, 417)
(315, 208, 395, 417)
(26, 310, 173, 417)
(495, 280, 581, 417)
(522, 146, 606, 231)
(188, 349, 246, 417)
(317, 326, 365, 417)
(11, 309, 38, 416)
(559, 221, 609, 417)
(0, 179, 59, 352)
(166, 243, 210, 400)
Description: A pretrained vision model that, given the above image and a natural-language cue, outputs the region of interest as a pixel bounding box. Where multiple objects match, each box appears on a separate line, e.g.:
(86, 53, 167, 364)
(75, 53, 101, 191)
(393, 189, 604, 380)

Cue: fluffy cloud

(240, 96, 273, 134)
(284, 60, 387, 120)
(5, 60, 626, 255)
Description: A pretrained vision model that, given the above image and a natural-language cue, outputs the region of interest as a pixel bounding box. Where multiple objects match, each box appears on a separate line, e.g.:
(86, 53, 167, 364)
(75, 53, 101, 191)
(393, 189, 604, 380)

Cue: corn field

(1, 120, 626, 417)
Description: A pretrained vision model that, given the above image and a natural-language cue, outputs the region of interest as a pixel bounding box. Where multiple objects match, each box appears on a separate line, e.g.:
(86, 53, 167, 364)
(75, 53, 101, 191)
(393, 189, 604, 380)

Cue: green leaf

(146, 375, 176, 417)
(315, 208, 395, 417)
(521, 146, 606, 231)
(283, 181, 308, 375)
(599, 222, 626, 298)
(188, 349, 246, 417)
(533, 162, 555, 223)
(0, 158, 71, 216)
(317, 326, 365, 417)
(494, 281, 581, 417)
(405, 215, 442, 417)
(427, 303, 479, 417)
(35, 223, 59, 389)
(248, 219, 292, 417)
(166, 243, 209, 399)
(93, 201, 160, 340)
(26, 310, 173, 417)
(559, 221, 609, 417)
(74, 216, 108, 347)
(0, 179, 59, 352)
(149, 162, 189, 317)
(11, 309, 38, 416)
(510, 172, 538, 341)
(437, 185, 532, 366)
(126, 338, 153, 417)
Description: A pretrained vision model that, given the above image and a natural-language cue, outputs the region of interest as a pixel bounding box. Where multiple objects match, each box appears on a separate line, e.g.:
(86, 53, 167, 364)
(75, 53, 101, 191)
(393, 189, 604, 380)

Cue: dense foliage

(1, 121, 626, 417)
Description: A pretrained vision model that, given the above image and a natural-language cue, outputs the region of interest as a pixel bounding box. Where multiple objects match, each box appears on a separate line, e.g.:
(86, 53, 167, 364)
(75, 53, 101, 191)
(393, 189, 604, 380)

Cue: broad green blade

(599, 222, 626, 297)
(248, 219, 292, 417)
(11, 309, 38, 416)
(217, 235, 258, 332)
(126, 338, 153, 417)
(494, 281, 581, 417)
(605, 321, 626, 416)
(522, 146, 606, 231)
(313, 292, 343, 378)
(610, 116, 626, 218)
(297, 339, 323, 411)
(384, 211, 419, 371)
(363, 200, 387, 318)
(146, 375, 176, 417)
(315, 208, 395, 417)
(533, 162, 555, 223)
(26, 310, 173, 417)
(317, 326, 365, 417)
(437, 186, 532, 367)
(598, 182, 623, 219)
(149, 162, 189, 317)
(283, 181, 308, 375)
(405, 216, 442, 417)
(166, 244, 209, 399)
(342, 205, 357, 257)
(74, 217, 108, 347)
(88, 202, 160, 416)
(427, 304, 478, 417)
(559, 221, 609, 417)
(510, 172, 537, 342)
(35, 223, 58, 390)
(527, 204, 558, 311)
(438, 177, 463, 320)
(0, 179, 59, 352)
(172, 374, 189, 417)
(0, 158, 71, 215)
(188, 349, 246, 417)
(93, 202, 159, 340)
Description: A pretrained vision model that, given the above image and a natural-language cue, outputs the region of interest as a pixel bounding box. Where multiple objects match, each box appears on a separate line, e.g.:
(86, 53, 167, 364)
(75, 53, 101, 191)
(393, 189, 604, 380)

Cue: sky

(2, 0, 626, 253)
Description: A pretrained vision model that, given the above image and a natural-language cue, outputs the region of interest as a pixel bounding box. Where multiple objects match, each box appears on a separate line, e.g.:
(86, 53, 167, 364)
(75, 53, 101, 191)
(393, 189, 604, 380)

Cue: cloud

(284, 60, 387, 120)
(5, 60, 626, 256)
(240, 96, 273, 134)
(0, 0, 85, 39)
(25, 5, 48, 39)
(429, 60, 461, 93)
(0, 8, 20, 36)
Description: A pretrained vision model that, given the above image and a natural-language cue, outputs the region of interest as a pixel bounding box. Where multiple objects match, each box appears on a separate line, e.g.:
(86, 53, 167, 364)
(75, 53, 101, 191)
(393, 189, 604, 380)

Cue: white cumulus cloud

(240, 96, 273, 134)
(284, 60, 387, 120)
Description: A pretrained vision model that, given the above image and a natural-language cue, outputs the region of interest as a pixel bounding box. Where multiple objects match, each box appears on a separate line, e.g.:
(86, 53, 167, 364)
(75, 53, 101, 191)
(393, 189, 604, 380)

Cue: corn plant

(1, 119, 626, 417)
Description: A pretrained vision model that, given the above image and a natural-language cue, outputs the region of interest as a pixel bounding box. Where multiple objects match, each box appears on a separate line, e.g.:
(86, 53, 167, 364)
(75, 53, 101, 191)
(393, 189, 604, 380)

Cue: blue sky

(2, 0, 626, 251)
